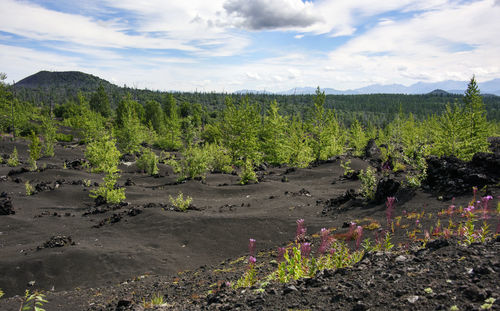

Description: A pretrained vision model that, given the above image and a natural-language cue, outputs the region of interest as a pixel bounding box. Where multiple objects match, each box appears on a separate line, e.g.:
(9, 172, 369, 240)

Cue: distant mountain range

(15, 70, 500, 96)
(237, 78, 500, 96)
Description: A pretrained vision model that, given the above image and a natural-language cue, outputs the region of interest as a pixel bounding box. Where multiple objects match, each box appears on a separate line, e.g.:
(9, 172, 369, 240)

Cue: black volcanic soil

(0, 138, 499, 310)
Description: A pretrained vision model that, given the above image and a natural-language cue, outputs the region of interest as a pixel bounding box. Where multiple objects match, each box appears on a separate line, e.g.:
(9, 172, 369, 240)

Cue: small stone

(407, 295, 419, 303)
(395, 255, 407, 262)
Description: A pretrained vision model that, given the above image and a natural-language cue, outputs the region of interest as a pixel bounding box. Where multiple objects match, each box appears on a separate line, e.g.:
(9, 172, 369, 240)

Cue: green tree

(144, 100, 164, 134)
(309, 87, 345, 161)
(260, 100, 290, 165)
(158, 94, 182, 150)
(220, 96, 261, 165)
(89, 83, 111, 117)
(348, 119, 368, 157)
(41, 115, 57, 157)
(461, 76, 489, 158)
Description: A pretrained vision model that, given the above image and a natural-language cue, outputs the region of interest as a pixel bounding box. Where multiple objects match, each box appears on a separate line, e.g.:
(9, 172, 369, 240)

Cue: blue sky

(1, 0, 499, 92)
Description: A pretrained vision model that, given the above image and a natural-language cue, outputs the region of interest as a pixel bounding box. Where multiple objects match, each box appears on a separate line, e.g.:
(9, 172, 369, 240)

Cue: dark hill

(427, 89, 449, 96)
(15, 71, 115, 91)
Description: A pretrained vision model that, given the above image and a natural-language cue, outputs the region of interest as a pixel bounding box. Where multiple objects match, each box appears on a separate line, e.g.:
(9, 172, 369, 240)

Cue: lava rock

(365, 139, 381, 160)
(0, 195, 14, 215)
(374, 177, 400, 203)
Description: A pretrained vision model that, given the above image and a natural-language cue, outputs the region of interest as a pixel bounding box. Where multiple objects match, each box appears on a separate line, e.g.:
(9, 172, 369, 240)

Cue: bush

(137, 148, 159, 175)
(85, 135, 121, 173)
(169, 144, 211, 181)
(359, 166, 377, 200)
(7, 147, 19, 167)
(169, 192, 192, 212)
(239, 159, 258, 185)
(28, 130, 41, 171)
(206, 143, 233, 173)
(55, 133, 73, 142)
(90, 167, 125, 204)
(41, 115, 57, 157)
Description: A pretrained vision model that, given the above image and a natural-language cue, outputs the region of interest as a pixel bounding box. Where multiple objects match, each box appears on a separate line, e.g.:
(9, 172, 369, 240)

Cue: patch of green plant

(90, 166, 125, 204)
(85, 135, 121, 173)
(206, 143, 233, 173)
(171, 144, 211, 181)
(25, 181, 34, 196)
(41, 115, 57, 157)
(239, 159, 257, 185)
(28, 130, 41, 171)
(55, 133, 73, 142)
(481, 298, 496, 310)
(359, 166, 377, 200)
(142, 293, 166, 308)
(340, 159, 354, 176)
(137, 148, 159, 175)
(0, 288, 4, 298)
(169, 192, 192, 212)
(20, 290, 47, 311)
(7, 147, 19, 167)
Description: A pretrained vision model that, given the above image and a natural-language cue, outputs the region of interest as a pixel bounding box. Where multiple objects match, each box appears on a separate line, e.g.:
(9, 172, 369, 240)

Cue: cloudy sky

(1, 0, 499, 92)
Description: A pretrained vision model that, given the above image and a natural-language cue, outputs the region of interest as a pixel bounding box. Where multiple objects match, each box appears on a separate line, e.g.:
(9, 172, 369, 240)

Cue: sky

(0, 0, 499, 92)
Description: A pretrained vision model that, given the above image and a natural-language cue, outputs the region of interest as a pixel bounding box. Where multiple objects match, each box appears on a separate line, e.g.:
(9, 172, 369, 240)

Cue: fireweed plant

(233, 191, 498, 290)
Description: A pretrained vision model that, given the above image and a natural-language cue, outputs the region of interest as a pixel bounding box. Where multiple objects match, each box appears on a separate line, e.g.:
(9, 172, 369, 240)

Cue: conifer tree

(260, 100, 290, 165)
(89, 83, 111, 118)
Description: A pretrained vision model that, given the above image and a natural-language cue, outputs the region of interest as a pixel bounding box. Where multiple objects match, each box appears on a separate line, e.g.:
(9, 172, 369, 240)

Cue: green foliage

(205, 143, 233, 173)
(85, 135, 121, 173)
(157, 94, 182, 150)
(115, 104, 148, 154)
(359, 166, 377, 200)
(90, 165, 125, 204)
(60, 95, 106, 142)
(20, 290, 48, 311)
(169, 192, 192, 212)
(137, 148, 159, 175)
(260, 100, 290, 165)
(235, 262, 257, 288)
(41, 115, 57, 157)
(239, 159, 257, 185)
(86, 135, 125, 203)
(25, 181, 34, 196)
(144, 100, 164, 134)
(287, 116, 314, 168)
(142, 293, 166, 308)
(309, 87, 345, 161)
(220, 97, 262, 165)
(7, 147, 19, 167)
(28, 130, 41, 171)
(340, 159, 354, 176)
(348, 119, 368, 157)
(0, 288, 3, 298)
(89, 83, 111, 117)
(55, 133, 73, 142)
(174, 144, 211, 181)
(430, 76, 490, 161)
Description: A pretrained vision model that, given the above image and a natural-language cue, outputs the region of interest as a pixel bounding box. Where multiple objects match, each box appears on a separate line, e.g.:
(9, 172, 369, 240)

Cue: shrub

(41, 115, 57, 157)
(28, 130, 41, 171)
(239, 159, 257, 185)
(90, 166, 125, 204)
(55, 133, 73, 142)
(19, 290, 48, 311)
(7, 147, 19, 167)
(85, 135, 121, 173)
(169, 192, 192, 212)
(340, 159, 354, 176)
(359, 166, 377, 200)
(206, 143, 233, 173)
(25, 181, 34, 196)
(137, 148, 159, 175)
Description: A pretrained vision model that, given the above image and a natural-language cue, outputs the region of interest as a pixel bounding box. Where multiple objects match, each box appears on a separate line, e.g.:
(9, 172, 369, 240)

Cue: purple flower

(348, 222, 356, 239)
(249, 238, 256, 256)
(248, 256, 256, 265)
(296, 219, 306, 242)
(355, 226, 363, 250)
(300, 242, 311, 258)
(386, 197, 396, 228)
(319, 228, 330, 255)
